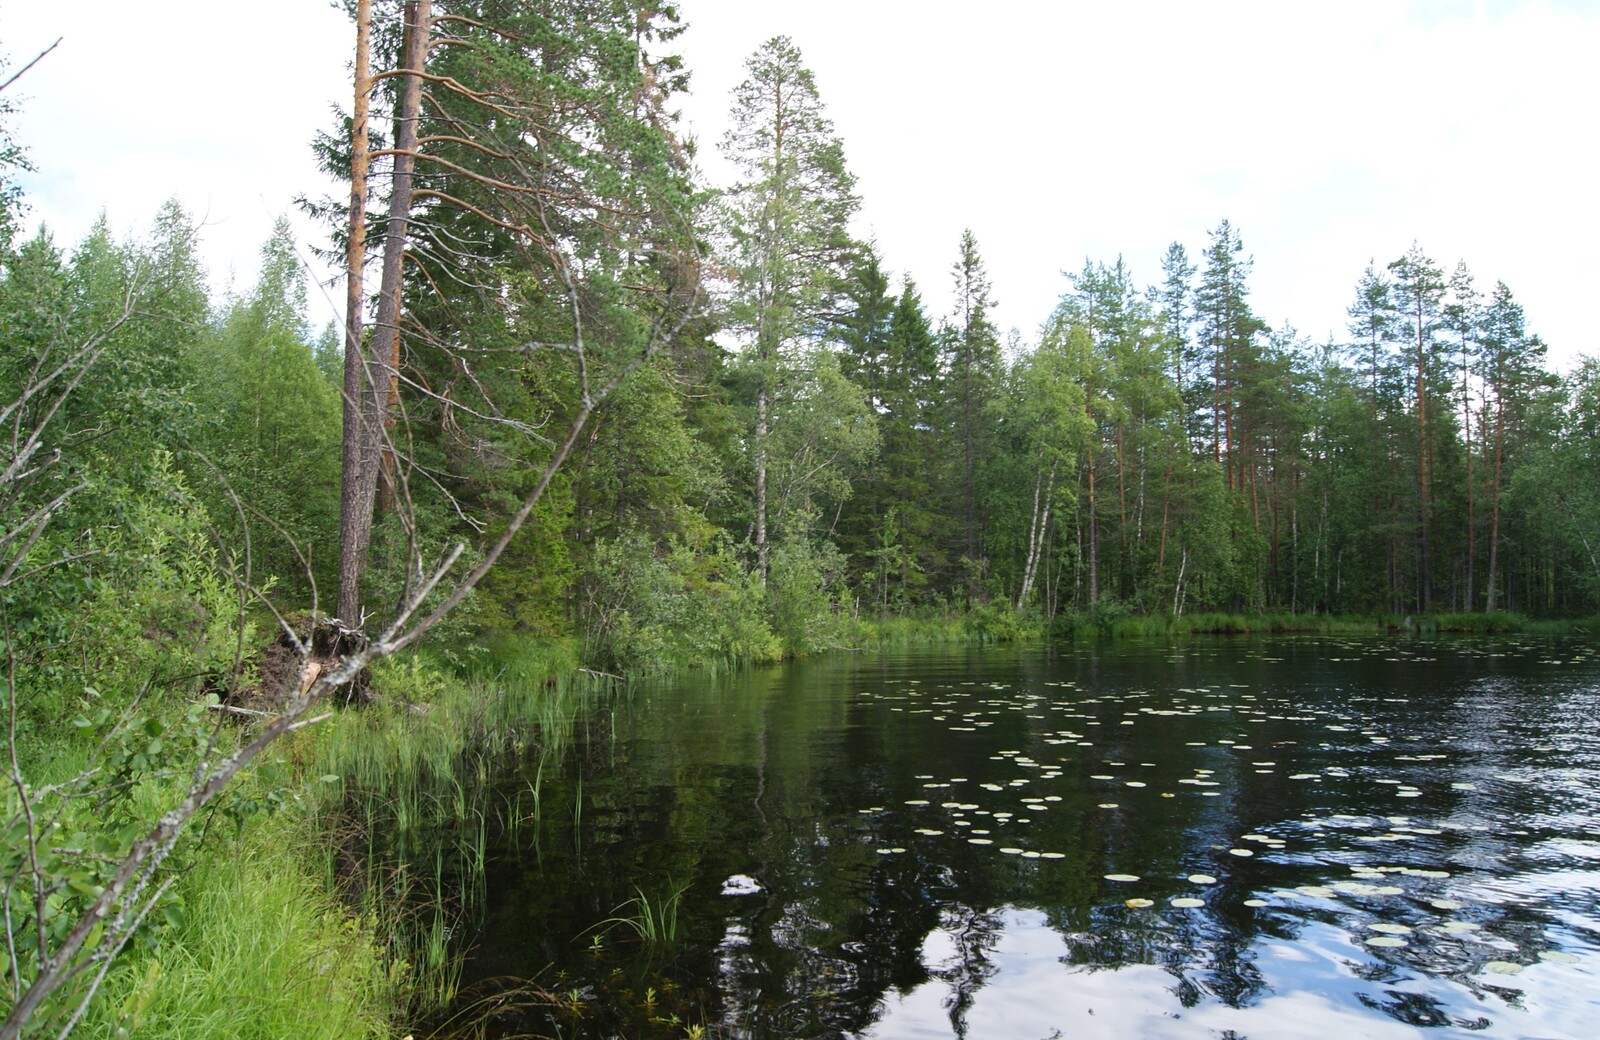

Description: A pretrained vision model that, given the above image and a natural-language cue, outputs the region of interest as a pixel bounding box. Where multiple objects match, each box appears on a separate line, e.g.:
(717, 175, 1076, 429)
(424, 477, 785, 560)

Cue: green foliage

(7, 454, 244, 752)
(186, 217, 340, 597)
(581, 529, 779, 673)
(0, 459, 258, 1031)
(965, 601, 1029, 644)
(767, 539, 853, 656)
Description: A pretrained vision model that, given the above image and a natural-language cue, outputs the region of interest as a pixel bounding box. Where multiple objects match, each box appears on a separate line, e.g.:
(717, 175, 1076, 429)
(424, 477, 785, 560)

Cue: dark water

(453, 637, 1600, 1038)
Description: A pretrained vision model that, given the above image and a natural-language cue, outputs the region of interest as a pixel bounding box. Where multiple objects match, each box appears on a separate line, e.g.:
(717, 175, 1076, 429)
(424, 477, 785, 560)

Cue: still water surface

(455, 637, 1600, 1038)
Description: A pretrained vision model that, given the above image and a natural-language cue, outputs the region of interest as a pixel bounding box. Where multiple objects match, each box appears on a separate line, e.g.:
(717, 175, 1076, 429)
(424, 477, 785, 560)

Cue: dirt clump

(226, 616, 372, 713)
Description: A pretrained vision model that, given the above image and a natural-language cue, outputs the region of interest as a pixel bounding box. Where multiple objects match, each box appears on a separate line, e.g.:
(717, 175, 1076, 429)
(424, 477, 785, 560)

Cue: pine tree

(1478, 281, 1545, 612)
(1443, 261, 1481, 607)
(318, 0, 704, 626)
(880, 276, 944, 602)
(1388, 243, 1446, 609)
(1195, 220, 1266, 485)
(1345, 261, 1400, 407)
(720, 35, 858, 580)
(1153, 242, 1199, 449)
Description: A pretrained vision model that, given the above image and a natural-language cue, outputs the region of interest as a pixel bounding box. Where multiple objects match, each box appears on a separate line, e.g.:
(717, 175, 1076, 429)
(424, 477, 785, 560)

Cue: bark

(1416, 320, 1432, 611)
(336, 0, 373, 624)
(1485, 392, 1505, 612)
(1087, 453, 1099, 604)
(1017, 458, 1056, 609)
(754, 381, 769, 582)
(1462, 349, 1477, 609)
(337, 0, 431, 625)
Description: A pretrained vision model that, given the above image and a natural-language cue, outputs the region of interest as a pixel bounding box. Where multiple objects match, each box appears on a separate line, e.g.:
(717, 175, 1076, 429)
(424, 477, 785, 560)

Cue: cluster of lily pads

(851, 653, 1596, 992)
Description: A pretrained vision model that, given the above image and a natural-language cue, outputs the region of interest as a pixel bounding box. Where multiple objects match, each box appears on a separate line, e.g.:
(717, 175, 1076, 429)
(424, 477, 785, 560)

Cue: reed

(592, 881, 690, 947)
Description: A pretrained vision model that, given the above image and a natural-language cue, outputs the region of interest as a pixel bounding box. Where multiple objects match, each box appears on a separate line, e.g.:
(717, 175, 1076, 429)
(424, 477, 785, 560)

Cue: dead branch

(0, 37, 61, 94)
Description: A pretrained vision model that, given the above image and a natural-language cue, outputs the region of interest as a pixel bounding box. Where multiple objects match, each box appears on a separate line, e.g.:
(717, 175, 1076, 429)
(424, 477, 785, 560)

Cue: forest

(2, 2, 1598, 1037)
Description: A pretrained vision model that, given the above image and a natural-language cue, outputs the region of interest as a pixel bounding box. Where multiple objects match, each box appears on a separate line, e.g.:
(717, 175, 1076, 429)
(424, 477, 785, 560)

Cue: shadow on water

(423, 636, 1600, 1039)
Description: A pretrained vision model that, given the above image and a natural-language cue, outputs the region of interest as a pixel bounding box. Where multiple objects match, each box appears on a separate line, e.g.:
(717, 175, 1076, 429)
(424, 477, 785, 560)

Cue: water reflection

(451, 637, 1599, 1038)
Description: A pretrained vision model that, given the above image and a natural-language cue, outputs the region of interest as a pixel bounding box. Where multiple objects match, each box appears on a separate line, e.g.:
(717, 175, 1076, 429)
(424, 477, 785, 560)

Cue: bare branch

(0, 37, 61, 94)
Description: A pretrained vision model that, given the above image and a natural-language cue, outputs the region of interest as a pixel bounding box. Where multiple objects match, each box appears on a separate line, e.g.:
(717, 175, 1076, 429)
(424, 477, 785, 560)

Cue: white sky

(3, 0, 1595, 370)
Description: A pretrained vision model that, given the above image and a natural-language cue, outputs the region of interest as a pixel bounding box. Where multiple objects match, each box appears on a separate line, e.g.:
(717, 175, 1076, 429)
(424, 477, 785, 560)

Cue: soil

(227, 615, 372, 711)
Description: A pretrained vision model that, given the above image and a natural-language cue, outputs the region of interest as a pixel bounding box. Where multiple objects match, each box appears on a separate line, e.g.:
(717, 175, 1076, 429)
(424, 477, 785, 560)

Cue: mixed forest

(6, 12, 1599, 674)
(2, 2, 1599, 1037)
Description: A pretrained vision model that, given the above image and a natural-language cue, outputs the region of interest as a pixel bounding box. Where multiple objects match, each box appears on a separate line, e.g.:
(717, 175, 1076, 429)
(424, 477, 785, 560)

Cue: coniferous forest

(2, 5, 1598, 1038)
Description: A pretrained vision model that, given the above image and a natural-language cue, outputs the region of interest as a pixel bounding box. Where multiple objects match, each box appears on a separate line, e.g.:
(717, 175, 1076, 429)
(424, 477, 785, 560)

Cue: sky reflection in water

(459, 637, 1600, 1039)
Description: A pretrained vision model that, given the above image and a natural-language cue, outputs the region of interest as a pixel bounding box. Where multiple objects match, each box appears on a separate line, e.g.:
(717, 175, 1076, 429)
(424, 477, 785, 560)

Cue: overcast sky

(4, 0, 1595, 370)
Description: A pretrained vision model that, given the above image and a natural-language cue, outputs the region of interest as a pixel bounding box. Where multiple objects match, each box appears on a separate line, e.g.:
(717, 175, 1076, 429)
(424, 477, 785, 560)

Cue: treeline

(6, 16, 1598, 686)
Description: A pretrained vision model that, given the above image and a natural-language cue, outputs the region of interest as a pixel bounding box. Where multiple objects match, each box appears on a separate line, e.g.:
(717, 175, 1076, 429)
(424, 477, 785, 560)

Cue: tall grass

(79, 810, 392, 1040)
(593, 881, 690, 946)
(1051, 609, 1594, 639)
(850, 608, 1045, 648)
(283, 639, 605, 1022)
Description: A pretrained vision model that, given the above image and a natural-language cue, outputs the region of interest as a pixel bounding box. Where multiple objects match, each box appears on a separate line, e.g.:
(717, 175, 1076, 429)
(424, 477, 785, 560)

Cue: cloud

(5, 0, 1593, 367)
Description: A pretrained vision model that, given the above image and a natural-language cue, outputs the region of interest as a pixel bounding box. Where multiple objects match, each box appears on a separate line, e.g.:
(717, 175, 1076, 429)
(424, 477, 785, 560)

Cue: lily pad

(1482, 960, 1524, 975)
(1104, 873, 1142, 883)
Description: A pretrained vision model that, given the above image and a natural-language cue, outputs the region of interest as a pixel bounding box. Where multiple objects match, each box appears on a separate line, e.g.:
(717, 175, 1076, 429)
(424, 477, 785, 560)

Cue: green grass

(850, 608, 1044, 648)
(80, 811, 392, 1040)
(1050, 609, 1598, 639)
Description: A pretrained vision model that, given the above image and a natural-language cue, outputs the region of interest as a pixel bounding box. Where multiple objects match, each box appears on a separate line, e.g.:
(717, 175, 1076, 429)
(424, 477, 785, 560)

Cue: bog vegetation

(1, 3, 1597, 1037)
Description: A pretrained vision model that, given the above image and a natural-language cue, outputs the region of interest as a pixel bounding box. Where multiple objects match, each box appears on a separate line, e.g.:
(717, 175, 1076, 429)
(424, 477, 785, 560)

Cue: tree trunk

(1416, 323, 1432, 611)
(755, 379, 770, 582)
(1017, 459, 1056, 610)
(1087, 453, 1099, 604)
(1462, 349, 1476, 610)
(336, 0, 373, 624)
(1485, 391, 1505, 612)
(337, 0, 430, 625)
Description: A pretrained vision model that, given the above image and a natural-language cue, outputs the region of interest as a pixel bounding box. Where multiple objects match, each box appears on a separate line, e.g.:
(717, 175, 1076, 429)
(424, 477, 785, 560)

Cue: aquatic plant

(593, 881, 690, 947)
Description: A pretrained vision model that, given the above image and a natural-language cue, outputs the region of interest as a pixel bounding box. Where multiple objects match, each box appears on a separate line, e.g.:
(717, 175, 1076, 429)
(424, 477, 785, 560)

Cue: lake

(445, 636, 1600, 1038)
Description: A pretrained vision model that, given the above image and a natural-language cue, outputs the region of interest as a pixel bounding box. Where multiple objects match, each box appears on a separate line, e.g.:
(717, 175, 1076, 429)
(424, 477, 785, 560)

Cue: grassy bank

(30, 610, 999, 1040)
(78, 808, 395, 1040)
(1055, 609, 1599, 639)
(23, 639, 595, 1040)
